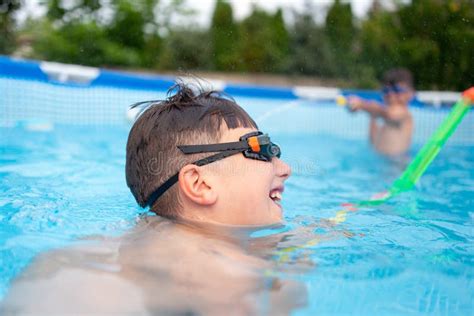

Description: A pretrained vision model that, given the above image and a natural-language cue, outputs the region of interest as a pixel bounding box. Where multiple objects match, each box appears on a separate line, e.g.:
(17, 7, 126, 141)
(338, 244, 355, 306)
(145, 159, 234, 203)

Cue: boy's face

(206, 127, 291, 226)
(383, 82, 414, 107)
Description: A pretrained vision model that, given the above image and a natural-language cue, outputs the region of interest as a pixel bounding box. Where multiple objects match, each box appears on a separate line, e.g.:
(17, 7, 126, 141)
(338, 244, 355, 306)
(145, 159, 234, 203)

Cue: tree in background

(23, 0, 141, 66)
(7, 0, 473, 90)
(237, 5, 289, 72)
(359, 6, 400, 81)
(286, 3, 335, 77)
(18, 0, 191, 68)
(46, 0, 101, 22)
(271, 8, 289, 70)
(107, 1, 146, 50)
(29, 19, 141, 66)
(324, 0, 355, 78)
(210, 0, 239, 71)
(0, 0, 21, 54)
(158, 27, 212, 71)
(360, 0, 474, 90)
(107, 0, 166, 68)
(396, 0, 473, 90)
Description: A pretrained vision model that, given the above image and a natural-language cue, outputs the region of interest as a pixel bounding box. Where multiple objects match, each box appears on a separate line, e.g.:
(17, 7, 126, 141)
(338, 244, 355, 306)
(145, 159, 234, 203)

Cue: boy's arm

(348, 96, 410, 124)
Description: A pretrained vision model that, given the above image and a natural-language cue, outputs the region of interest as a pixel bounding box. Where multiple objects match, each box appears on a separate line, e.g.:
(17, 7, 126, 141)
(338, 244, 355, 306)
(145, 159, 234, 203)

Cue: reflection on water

(1, 216, 350, 315)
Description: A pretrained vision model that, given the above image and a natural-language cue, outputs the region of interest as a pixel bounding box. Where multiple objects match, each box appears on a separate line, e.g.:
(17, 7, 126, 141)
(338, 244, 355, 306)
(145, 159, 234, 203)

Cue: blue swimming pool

(1, 59, 473, 314)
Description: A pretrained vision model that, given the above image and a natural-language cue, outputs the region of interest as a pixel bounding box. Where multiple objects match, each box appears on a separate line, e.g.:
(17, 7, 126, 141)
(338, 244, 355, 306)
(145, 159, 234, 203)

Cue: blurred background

(1, 0, 473, 90)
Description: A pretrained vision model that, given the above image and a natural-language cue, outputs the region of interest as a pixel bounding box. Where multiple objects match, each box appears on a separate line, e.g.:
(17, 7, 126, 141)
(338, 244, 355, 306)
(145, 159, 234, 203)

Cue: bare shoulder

(14, 238, 120, 278)
(387, 106, 411, 120)
(2, 267, 147, 315)
(1, 240, 148, 315)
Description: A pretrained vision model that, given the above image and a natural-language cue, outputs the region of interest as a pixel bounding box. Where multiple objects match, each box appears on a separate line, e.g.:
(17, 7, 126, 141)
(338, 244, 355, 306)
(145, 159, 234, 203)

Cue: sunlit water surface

(0, 100, 473, 315)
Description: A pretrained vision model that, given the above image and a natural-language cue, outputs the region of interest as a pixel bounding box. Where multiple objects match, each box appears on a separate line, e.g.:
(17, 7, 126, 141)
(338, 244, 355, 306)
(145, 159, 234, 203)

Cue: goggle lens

(382, 85, 408, 94)
(241, 132, 281, 162)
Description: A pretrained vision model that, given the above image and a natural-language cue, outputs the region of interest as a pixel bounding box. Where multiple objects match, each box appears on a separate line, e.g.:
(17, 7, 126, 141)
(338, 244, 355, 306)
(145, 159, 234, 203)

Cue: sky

(17, 0, 376, 26)
(188, 0, 375, 25)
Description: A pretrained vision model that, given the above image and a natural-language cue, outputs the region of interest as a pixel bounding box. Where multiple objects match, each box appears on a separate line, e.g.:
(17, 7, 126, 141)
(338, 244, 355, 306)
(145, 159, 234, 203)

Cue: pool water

(1, 97, 473, 315)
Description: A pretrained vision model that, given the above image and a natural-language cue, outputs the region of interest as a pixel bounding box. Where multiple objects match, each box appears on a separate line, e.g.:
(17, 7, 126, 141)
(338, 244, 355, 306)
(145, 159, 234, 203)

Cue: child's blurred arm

(348, 96, 409, 124)
(347, 96, 384, 117)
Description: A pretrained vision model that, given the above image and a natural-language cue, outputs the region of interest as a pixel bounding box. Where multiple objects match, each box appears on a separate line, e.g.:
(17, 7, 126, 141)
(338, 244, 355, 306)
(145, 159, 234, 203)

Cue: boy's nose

(274, 158, 291, 180)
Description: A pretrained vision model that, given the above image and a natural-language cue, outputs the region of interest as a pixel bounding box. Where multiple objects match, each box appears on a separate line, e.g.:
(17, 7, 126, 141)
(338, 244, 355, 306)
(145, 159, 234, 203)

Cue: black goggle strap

(145, 132, 270, 208)
(145, 149, 242, 208)
(177, 132, 270, 156)
(178, 141, 249, 154)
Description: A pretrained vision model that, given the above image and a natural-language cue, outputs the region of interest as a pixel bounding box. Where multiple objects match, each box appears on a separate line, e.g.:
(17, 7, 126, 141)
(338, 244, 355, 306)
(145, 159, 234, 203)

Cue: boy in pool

(1, 83, 307, 315)
(126, 83, 291, 226)
(348, 68, 415, 156)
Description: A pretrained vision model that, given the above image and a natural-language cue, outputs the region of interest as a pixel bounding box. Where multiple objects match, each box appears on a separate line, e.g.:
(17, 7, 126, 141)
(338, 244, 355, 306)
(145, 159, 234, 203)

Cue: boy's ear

(178, 164, 217, 206)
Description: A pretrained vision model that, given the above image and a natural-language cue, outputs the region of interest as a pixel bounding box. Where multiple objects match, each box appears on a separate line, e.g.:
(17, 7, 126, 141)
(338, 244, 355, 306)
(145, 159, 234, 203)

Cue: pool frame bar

(0, 55, 462, 107)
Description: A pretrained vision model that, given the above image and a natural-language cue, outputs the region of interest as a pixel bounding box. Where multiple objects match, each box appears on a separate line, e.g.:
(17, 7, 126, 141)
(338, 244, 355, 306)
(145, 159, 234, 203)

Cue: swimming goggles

(145, 131, 281, 207)
(382, 84, 408, 95)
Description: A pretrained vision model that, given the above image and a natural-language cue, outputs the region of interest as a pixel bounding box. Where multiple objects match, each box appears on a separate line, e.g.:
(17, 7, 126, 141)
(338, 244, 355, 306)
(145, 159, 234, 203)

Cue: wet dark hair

(382, 68, 414, 89)
(125, 81, 258, 218)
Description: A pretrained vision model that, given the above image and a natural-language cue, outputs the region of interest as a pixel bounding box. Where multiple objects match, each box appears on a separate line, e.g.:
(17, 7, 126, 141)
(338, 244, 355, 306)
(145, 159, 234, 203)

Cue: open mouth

(269, 188, 283, 207)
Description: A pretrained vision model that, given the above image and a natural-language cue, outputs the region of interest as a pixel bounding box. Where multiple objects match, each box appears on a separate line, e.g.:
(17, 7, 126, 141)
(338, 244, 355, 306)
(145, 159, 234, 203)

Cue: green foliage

(361, 0, 474, 90)
(286, 7, 335, 77)
(325, 0, 356, 78)
(399, 0, 473, 89)
(359, 11, 400, 76)
(46, 0, 66, 21)
(158, 28, 212, 71)
(271, 9, 289, 66)
(0, 0, 21, 54)
(141, 34, 162, 68)
(23, 0, 165, 68)
(8, 0, 473, 90)
(210, 0, 239, 70)
(325, 0, 354, 52)
(237, 6, 289, 72)
(107, 0, 146, 49)
(237, 7, 272, 72)
(46, 0, 101, 22)
(28, 19, 140, 66)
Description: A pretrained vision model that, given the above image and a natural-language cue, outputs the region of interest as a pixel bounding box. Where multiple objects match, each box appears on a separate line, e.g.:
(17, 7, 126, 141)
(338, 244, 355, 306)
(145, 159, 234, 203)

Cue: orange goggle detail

(247, 136, 261, 153)
(240, 131, 280, 162)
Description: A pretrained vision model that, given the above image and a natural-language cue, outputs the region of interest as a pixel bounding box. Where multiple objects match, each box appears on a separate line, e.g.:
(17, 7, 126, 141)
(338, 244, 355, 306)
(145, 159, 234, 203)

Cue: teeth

(270, 191, 282, 201)
(276, 192, 282, 200)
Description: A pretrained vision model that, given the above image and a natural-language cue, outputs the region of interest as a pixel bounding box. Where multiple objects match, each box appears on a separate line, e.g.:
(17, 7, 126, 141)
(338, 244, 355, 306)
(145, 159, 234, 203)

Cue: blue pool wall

(1, 56, 472, 145)
(0, 55, 422, 104)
